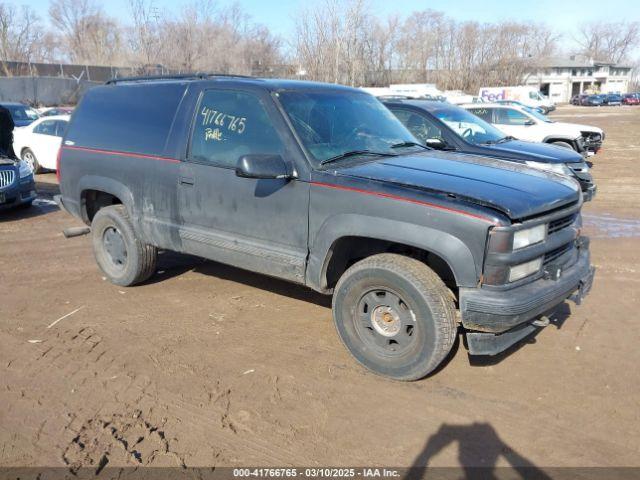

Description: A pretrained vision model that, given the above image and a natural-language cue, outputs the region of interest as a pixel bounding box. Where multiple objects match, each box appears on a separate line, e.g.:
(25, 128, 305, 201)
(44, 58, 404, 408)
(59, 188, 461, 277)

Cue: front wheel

(332, 254, 457, 381)
(22, 149, 41, 174)
(551, 140, 576, 151)
(91, 205, 158, 286)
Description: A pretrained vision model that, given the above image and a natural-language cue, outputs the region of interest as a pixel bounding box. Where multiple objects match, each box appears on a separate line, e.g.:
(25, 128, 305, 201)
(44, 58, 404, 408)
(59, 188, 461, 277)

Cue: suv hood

(486, 139, 584, 163)
(334, 151, 580, 220)
(550, 121, 603, 135)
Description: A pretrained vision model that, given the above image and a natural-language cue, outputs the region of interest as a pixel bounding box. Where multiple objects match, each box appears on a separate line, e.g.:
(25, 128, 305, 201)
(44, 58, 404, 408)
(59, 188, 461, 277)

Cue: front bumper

(0, 175, 37, 210)
(582, 184, 597, 202)
(466, 251, 595, 355)
(459, 243, 594, 354)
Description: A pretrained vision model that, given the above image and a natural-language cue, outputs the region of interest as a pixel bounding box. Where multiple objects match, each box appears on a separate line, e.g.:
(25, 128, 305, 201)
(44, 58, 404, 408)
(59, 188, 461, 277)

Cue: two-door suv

(57, 75, 595, 380)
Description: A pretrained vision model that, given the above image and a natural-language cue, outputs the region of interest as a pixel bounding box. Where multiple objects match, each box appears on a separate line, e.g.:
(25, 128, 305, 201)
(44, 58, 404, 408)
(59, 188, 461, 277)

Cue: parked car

(462, 103, 604, 155)
(0, 102, 40, 127)
(56, 75, 595, 380)
(622, 94, 639, 105)
(385, 99, 596, 201)
(13, 115, 70, 173)
(581, 95, 604, 107)
(0, 153, 36, 210)
(571, 94, 588, 105)
(602, 94, 622, 106)
(40, 107, 74, 117)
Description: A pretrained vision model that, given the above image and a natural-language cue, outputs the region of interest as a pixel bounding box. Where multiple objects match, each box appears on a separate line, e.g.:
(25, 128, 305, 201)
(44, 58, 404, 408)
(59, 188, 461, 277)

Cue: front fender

(307, 214, 480, 292)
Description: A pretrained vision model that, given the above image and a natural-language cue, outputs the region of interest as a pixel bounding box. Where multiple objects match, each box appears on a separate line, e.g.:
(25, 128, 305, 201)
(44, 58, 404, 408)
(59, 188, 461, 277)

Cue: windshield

(7, 105, 39, 121)
(523, 106, 553, 123)
(277, 91, 420, 165)
(432, 107, 506, 145)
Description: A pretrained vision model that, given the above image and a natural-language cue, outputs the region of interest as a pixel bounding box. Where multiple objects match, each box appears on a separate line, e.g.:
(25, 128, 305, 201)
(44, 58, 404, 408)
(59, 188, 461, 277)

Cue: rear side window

(66, 83, 187, 156)
(495, 108, 529, 126)
(189, 90, 283, 168)
(467, 107, 493, 122)
(34, 120, 57, 136)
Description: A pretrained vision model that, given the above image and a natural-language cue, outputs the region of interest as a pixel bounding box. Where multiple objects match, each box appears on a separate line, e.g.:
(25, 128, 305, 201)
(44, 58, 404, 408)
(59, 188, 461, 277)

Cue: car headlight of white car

(18, 160, 34, 178)
(525, 161, 574, 177)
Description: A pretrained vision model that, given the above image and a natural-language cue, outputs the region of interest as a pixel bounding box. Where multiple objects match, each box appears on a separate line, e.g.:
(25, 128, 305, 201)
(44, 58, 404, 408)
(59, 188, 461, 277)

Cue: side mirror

(425, 138, 447, 149)
(524, 119, 536, 126)
(236, 154, 291, 180)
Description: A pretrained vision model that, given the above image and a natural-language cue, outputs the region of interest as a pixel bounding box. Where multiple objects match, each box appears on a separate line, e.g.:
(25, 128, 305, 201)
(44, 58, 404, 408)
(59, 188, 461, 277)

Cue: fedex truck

(478, 86, 555, 113)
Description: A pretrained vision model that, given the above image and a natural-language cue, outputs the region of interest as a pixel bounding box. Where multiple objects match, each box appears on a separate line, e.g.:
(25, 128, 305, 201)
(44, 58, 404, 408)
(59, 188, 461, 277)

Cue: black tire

(22, 148, 41, 174)
(91, 205, 157, 286)
(551, 140, 575, 151)
(332, 253, 457, 381)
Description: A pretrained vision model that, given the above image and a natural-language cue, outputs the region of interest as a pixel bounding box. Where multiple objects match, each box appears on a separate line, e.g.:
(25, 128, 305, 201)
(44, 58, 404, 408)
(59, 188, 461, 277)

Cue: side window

(34, 120, 57, 136)
(468, 108, 493, 123)
(495, 108, 530, 126)
(189, 90, 284, 168)
(391, 108, 443, 144)
(54, 120, 68, 137)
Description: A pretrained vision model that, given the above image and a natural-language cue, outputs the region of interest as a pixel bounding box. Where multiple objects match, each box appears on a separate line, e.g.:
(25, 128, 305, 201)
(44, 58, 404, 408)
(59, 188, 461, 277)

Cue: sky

(12, 0, 640, 54)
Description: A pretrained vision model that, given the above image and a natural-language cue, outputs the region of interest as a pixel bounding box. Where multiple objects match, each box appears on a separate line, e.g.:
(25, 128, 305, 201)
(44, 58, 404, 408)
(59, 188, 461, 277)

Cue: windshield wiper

(320, 150, 397, 166)
(390, 141, 429, 150)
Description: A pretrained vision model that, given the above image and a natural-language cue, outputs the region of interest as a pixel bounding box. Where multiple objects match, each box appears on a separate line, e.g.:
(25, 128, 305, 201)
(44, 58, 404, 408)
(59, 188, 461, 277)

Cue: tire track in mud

(1, 324, 312, 468)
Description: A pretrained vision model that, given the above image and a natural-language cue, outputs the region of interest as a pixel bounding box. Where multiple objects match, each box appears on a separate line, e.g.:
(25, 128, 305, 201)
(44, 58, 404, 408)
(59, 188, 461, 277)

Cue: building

(524, 57, 633, 103)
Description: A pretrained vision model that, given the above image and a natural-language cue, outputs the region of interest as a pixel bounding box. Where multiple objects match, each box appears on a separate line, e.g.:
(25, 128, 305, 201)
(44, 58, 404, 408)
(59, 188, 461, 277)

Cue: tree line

(1, 0, 639, 92)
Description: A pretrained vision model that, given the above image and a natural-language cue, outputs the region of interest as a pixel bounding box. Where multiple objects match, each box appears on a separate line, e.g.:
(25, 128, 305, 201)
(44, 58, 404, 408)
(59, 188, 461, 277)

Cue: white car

(12, 115, 70, 172)
(461, 103, 604, 156)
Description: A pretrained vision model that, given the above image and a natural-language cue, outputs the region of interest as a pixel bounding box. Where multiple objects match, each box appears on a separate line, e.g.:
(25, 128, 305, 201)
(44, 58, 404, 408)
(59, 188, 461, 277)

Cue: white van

(478, 86, 555, 113)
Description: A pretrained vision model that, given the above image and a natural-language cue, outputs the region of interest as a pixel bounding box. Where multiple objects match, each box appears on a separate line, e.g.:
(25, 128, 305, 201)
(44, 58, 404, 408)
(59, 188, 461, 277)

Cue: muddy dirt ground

(1, 105, 639, 471)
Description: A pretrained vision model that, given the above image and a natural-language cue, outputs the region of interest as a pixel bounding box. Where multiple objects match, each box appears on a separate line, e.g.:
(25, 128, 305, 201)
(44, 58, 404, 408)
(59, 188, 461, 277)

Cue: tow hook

(63, 226, 91, 238)
(532, 316, 550, 328)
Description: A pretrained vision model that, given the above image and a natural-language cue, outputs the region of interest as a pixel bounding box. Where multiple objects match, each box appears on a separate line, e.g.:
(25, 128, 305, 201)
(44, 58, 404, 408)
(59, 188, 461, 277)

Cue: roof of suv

(106, 74, 361, 93)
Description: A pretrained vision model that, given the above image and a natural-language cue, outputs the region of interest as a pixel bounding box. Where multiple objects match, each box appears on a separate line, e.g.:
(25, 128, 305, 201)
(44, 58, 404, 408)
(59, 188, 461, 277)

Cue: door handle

(179, 176, 195, 186)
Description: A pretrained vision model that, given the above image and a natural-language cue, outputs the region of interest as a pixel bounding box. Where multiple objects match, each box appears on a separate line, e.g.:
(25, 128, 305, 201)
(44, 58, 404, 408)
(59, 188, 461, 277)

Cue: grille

(0, 169, 16, 188)
(544, 243, 573, 265)
(548, 214, 576, 235)
(568, 162, 589, 173)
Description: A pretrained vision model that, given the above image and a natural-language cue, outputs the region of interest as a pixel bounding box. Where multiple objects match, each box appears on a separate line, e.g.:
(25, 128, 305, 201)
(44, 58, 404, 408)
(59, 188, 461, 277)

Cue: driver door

(389, 108, 451, 150)
(177, 88, 310, 283)
(492, 108, 538, 141)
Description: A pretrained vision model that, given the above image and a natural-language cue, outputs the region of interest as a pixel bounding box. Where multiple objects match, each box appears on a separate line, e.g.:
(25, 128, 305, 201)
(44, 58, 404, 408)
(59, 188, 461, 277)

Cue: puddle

(582, 213, 640, 238)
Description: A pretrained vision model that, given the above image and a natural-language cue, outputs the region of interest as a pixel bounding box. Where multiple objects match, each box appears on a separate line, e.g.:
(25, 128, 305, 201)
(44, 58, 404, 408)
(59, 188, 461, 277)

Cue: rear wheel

(332, 253, 457, 381)
(22, 149, 40, 174)
(91, 205, 157, 286)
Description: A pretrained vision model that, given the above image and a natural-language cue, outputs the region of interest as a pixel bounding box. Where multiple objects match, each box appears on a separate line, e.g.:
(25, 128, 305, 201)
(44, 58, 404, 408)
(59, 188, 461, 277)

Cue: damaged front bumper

(459, 245, 595, 356)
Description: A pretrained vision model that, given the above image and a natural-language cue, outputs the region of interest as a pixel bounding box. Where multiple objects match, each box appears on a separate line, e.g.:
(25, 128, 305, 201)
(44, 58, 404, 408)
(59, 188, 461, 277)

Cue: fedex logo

(480, 88, 509, 102)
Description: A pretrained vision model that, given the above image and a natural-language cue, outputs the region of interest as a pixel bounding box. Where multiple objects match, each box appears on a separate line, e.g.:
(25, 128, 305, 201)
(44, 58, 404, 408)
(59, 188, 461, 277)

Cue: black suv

(57, 75, 595, 380)
(384, 99, 596, 201)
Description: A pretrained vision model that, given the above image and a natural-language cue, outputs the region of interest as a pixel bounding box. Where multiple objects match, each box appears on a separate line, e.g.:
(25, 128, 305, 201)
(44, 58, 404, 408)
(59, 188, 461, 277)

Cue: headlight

(513, 224, 546, 250)
(18, 160, 33, 179)
(525, 161, 573, 177)
(508, 257, 543, 282)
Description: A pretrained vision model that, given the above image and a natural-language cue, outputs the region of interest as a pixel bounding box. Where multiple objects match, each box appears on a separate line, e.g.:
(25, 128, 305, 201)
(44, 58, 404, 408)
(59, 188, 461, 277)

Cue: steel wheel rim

(103, 226, 128, 270)
(22, 152, 35, 170)
(355, 288, 418, 357)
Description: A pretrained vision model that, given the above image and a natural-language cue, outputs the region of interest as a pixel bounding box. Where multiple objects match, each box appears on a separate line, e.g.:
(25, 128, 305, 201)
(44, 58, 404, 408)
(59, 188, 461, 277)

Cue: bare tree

(575, 21, 640, 63)
(127, 0, 163, 70)
(49, 0, 123, 65)
(0, 3, 43, 75)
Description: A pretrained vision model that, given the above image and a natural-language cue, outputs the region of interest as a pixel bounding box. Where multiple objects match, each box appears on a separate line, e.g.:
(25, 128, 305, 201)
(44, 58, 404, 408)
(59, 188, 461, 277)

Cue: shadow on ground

(405, 423, 552, 479)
